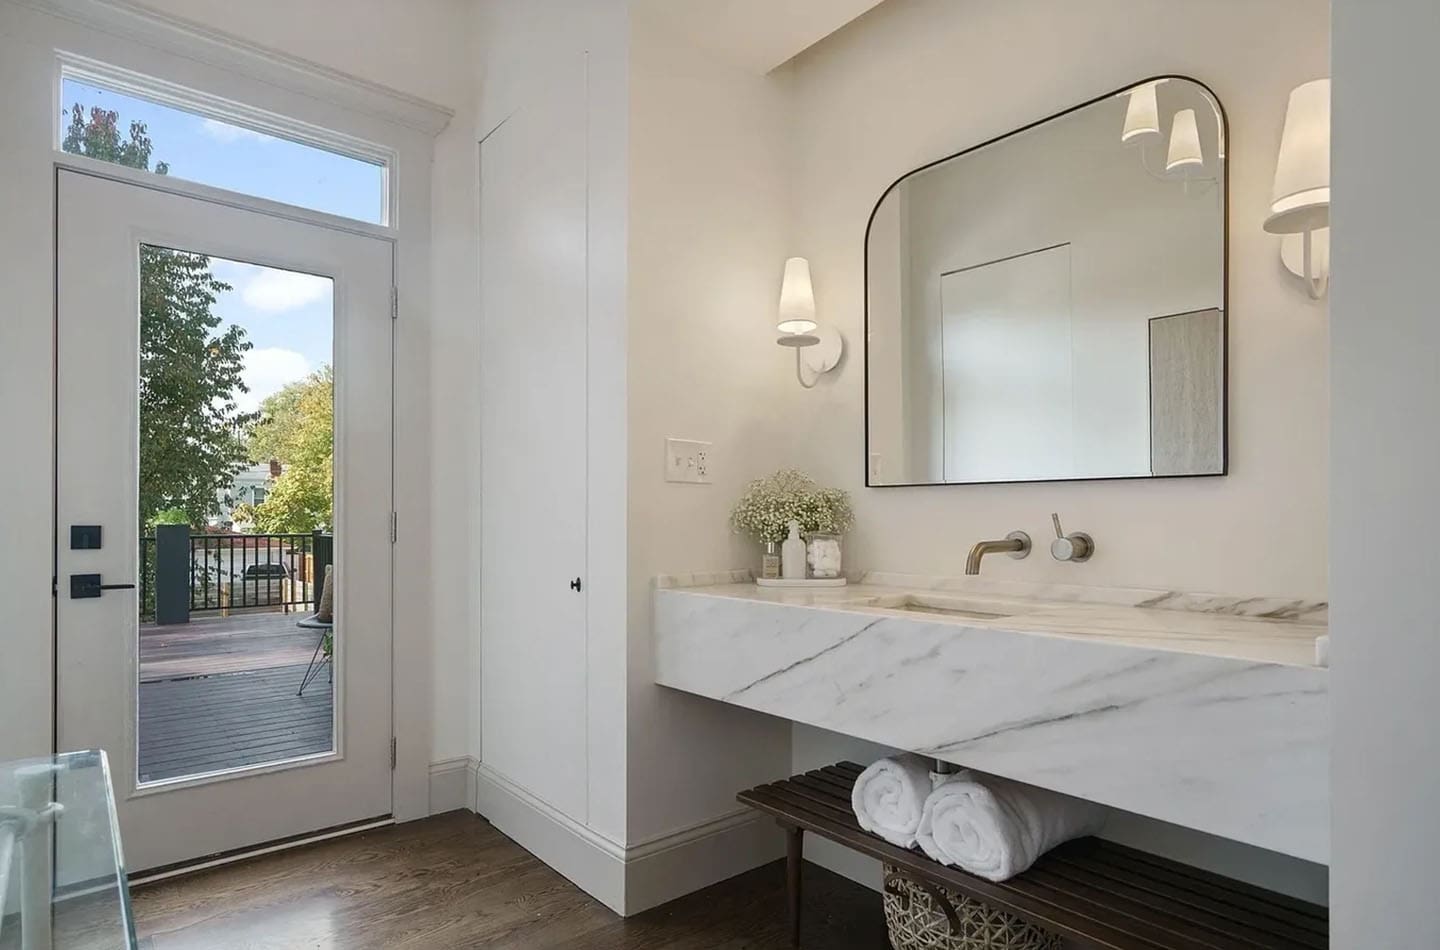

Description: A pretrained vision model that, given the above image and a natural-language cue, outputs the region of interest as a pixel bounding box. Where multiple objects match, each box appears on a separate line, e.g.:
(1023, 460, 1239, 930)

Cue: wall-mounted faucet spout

(965, 531, 1031, 575)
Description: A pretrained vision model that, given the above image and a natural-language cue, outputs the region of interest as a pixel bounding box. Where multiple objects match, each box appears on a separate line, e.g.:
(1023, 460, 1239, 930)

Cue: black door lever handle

(69, 574, 136, 599)
(570, 577, 582, 592)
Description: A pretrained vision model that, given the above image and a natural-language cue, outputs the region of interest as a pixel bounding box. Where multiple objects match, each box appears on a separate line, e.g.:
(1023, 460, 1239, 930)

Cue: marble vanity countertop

(653, 572, 1329, 864)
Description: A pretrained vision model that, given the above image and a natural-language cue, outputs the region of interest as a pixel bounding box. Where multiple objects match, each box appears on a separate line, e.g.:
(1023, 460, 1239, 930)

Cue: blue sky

(208, 258, 333, 412)
(63, 79, 373, 411)
(62, 78, 383, 222)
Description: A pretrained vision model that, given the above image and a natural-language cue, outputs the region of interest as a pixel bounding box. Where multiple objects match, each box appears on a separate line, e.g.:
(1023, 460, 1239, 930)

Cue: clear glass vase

(760, 541, 782, 580)
(806, 533, 843, 579)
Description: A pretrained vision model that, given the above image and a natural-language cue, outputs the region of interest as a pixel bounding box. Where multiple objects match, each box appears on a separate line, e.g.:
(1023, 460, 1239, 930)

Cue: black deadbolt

(70, 525, 103, 550)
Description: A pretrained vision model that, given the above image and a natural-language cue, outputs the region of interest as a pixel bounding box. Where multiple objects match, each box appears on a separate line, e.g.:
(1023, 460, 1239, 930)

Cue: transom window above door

(59, 73, 389, 225)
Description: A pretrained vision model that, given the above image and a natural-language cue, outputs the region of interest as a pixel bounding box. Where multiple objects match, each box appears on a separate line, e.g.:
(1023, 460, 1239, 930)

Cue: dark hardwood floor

(129, 811, 891, 949)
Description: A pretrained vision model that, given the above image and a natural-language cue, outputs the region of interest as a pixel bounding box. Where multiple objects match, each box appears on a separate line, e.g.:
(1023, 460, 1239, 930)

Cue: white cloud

(239, 347, 311, 412)
(208, 258, 250, 285)
(199, 118, 273, 145)
(240, 269, 332, 314)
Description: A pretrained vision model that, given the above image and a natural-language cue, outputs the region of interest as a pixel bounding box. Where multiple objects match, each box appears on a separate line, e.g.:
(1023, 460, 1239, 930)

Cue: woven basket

(882, 865, 1062, 950)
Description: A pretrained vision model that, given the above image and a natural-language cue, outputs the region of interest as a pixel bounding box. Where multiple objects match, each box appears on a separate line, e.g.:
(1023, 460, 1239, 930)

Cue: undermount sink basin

(872, 593, 1018, 620)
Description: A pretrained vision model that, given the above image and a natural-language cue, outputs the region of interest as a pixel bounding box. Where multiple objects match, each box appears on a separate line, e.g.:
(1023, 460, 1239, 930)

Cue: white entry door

(55, 168, 394, 872)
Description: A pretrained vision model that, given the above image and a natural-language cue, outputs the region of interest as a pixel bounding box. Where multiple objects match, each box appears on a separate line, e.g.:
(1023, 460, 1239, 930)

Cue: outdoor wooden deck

(140, 610, 320, 682)
(138, 611, 333, 783)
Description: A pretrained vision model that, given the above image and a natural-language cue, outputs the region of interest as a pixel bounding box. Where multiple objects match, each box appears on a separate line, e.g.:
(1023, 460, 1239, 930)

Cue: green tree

(150, 508, 190, 526)
(248, 368, 334, 533)
(62, 104, 170, 175)
(230, 501, 260, 528)
(62, 103, 255, 527)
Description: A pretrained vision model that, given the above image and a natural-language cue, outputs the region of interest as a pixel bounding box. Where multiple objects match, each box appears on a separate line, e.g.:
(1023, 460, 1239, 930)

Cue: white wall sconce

(776, 256, 843, 388)
(1121, 80, 1163, 145)
(1264, 78, 1331, 299)
(1120, 80, 1220, 195)
(1165, 109, 1204, 173)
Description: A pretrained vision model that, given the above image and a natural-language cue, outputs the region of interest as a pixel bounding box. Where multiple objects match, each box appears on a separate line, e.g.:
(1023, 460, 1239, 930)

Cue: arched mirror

(865, 77, 1227, 486)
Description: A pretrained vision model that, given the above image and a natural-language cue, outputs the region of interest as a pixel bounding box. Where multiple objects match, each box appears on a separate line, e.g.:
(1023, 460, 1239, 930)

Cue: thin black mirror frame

(862, 74, 1230, 488)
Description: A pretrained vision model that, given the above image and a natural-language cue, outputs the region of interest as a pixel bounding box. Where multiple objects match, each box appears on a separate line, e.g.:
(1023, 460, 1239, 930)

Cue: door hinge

(390, 286, 398, 320)
(391, 511, 398, 544)
(390, 736, 397, 770)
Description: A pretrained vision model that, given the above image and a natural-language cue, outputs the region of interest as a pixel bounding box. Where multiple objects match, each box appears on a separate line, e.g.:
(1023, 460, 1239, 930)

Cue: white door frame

(0, 0, 448, 820)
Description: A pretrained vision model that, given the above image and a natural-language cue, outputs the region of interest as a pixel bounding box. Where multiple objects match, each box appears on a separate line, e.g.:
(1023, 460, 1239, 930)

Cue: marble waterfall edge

(652, 573, 1328, 864)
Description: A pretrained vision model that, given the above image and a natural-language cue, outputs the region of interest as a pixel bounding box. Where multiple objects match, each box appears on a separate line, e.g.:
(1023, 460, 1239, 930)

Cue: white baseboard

(428, 756, 477, 815)
(432, 757, 783, 916)
(624, 807, 784, 915)
(474, 760, 628, 912)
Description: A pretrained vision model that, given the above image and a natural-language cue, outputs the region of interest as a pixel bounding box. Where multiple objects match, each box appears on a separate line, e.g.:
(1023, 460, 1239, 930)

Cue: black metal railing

(140, 530, 332, 623)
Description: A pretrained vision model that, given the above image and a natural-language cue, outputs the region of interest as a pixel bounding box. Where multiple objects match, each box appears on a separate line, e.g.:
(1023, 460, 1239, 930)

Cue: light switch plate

(665, 438, 712, 484)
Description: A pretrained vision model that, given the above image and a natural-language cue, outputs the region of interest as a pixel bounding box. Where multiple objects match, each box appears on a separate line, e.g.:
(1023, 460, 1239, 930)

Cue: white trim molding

(433, 758, 783, 916)
(624, 803, 785, 916)
(15, 0, 454, 135)
(475, 760, 629, 912)
(60, 52, 397, 167)
(428, 756, 479, 816)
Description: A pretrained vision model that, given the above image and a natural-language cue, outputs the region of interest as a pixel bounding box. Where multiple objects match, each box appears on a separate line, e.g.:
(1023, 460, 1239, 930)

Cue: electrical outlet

(665, 438, 713, 484)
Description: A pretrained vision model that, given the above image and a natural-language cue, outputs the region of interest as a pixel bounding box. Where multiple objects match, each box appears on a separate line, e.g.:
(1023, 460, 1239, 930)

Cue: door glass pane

(137, 246, 336, 785)
(60, 76, 386, 225)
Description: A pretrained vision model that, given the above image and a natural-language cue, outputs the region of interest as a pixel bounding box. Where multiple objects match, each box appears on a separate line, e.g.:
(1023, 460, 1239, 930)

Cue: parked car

(243, 563, 289, 581)
(231, 562, 290, 607)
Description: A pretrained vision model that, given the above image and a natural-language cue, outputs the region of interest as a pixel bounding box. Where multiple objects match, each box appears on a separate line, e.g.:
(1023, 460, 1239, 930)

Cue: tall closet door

(478, 55, 590, 819)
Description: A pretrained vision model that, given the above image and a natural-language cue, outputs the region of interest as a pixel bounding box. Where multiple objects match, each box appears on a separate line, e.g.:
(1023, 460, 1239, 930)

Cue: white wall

(625, 5, 796, 847)
(130, 0, 475, 108)
(786, 0, 1328, 596)
(780, 0, 1329, 902)
(0, 5, 58, 765)
(1330, 0, 1440, 941)
(428, 110, 482, 769)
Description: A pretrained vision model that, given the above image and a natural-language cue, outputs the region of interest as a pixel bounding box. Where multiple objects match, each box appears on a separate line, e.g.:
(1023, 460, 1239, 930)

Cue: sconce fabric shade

(1166, 108, 1204, 172)
(777, 257, 817, 335)
(1122, 82, 1162, 144)
(1264, 78, 1330, 234)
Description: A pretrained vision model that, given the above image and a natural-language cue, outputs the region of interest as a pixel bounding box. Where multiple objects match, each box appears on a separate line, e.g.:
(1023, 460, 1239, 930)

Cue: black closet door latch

(70, 574, 136, 599)
(570, 577, 583, 592)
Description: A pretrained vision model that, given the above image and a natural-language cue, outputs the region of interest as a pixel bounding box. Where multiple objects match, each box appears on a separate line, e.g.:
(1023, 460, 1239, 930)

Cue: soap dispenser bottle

(781, 520, 807, 580)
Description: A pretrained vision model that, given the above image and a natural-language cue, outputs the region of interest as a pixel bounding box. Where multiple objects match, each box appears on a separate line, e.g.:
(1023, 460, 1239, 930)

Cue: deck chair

(297, 564, 334, 696)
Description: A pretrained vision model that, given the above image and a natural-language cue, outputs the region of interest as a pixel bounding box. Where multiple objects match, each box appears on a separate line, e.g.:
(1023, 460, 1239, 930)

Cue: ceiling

(635, 0, 889, 74)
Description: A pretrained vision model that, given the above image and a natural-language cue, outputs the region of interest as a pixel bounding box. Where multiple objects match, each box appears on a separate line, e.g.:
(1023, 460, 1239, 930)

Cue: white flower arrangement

(731, 469, 855, 545)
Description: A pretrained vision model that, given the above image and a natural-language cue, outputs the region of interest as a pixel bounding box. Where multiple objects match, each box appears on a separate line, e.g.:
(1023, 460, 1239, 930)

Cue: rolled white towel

(916, 772, 1106, 881)
(851, 755, 934, 848)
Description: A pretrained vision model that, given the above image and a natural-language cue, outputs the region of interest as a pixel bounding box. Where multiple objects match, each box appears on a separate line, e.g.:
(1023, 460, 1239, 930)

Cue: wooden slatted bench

(738, 762, 1328, 950)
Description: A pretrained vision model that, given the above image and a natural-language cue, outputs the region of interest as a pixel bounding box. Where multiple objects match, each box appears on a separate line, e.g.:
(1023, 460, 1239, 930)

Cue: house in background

(213, 459, 280, 529)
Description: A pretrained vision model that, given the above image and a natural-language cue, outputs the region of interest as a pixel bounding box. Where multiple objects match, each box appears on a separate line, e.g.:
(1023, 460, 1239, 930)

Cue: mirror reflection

(866, 77, 1226, 486)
